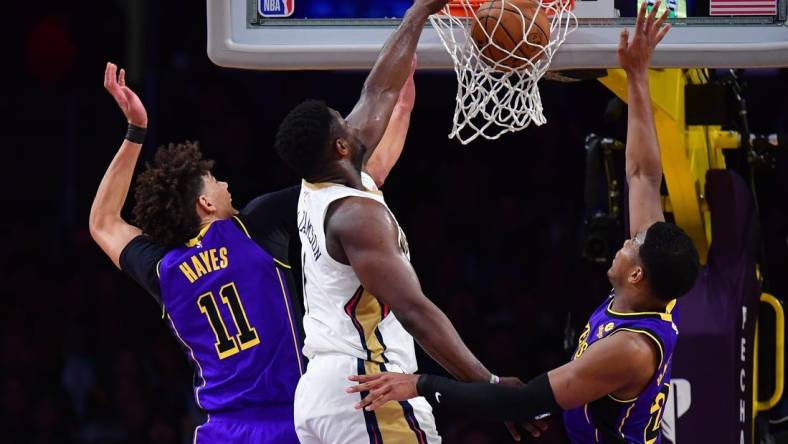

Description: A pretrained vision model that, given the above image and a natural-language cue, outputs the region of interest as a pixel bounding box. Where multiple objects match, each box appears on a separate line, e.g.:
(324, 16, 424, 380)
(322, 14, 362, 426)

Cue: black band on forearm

(125, 123, 147, 144)
(416, 372, 560, 422)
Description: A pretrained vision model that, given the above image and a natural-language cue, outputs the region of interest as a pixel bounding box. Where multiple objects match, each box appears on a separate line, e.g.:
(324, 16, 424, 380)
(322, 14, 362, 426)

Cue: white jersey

(297, 173, 417, 372)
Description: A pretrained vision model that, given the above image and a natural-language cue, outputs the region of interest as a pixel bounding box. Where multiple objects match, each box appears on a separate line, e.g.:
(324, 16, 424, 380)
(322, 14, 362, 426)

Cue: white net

(429, 0, 577, 144)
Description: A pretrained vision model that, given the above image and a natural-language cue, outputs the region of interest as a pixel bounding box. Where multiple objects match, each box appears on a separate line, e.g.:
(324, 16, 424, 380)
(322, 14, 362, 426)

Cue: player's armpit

(547, 330, 659, 410)
(90, 217, 143, 269)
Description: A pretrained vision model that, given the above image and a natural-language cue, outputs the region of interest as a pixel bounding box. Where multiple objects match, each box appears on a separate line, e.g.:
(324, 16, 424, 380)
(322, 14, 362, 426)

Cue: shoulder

(120, 235, 168, 269)
(240, 186, 300, 220)
(604, 329, 661, 377)
(327, 196, 396, 235)
(119, 235, 169, 304)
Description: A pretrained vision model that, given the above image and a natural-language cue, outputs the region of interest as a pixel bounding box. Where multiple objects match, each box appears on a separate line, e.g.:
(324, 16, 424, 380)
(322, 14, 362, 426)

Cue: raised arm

(89, 63, 148, 268)
(345, 0, 448, 152)
(327, 197, 492, 383)
(620, 2, 671, 237)
(363, 56, 417, 187)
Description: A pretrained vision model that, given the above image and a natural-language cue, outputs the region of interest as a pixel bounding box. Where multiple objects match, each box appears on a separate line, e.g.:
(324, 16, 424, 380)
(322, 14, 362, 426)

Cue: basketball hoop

(430, 0, 578, 144)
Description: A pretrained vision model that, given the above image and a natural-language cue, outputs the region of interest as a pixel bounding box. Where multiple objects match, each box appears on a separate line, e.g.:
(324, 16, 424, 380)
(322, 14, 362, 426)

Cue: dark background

(3, 1, 787, 443)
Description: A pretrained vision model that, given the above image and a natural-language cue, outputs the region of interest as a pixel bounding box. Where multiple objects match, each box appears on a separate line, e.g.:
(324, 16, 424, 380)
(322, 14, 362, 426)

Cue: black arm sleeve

(416, 373, 560, 422)
(239, 185, 300, 264)
(119, 235, 168, 305)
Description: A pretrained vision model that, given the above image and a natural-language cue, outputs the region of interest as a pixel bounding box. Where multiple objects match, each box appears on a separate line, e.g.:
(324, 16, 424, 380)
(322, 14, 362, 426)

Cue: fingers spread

(104, 62, 111, 89)
(635, 1, 647, 34)
(655, 23, 671, 44)
(618, 28, 629, 53)
(119, 68, 126, 87)
(646, 0, 661, 31)
(348, 374, 382, 383)
(346, 383, 365, 394)
(522, 421, 542, 438)
(366, 388, 392, 411)
(505, 421, 522, 442)
(654, 8, 670, 30)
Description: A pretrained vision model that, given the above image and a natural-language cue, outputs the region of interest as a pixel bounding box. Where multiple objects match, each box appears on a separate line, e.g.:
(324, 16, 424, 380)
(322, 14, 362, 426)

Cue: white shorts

(294, 354, 441, 444)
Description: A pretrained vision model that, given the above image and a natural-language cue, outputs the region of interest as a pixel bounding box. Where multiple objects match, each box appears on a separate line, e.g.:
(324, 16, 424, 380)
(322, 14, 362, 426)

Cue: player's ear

(628, 265, 644, 285)
(196, 194, 216, 216)
(335, 137, 352, 158)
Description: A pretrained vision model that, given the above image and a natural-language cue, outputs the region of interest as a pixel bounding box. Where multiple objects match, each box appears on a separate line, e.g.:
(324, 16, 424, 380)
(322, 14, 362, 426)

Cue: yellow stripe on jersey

(618, 402, 637, 438)
(276, 268, 303, 376)
(608, 393, 639, 403)
(273, 258, 291, 269)
(612, 328, 665, 369)
(355, 290, 387, 363)
(232, 216, 251, 239)
(606, 299, 673, 322)
(363, 361, 421, 444)
(185, 223, 213, 247)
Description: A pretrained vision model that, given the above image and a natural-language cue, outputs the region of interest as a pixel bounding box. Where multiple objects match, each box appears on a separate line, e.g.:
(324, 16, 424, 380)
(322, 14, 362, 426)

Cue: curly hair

(275, 99, 335, 179)
(639, 221, 700, 301)
(132, 142, 214, 248)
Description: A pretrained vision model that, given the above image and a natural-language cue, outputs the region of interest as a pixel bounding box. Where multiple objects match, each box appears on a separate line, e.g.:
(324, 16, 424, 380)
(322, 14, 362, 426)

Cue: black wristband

(125, 123, 147, 144)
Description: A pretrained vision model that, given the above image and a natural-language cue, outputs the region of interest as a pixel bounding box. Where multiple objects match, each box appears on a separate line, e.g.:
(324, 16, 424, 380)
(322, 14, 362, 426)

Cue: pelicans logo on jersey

(259, 0, 294, 17)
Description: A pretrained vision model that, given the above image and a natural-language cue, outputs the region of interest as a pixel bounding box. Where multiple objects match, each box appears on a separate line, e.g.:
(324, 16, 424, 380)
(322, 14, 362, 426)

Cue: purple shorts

(194, 405, 299, 444)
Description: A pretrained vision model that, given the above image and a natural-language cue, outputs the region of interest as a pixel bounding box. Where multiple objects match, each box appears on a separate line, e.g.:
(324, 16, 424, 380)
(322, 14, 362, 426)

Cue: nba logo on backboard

(259, 0, 294, 17)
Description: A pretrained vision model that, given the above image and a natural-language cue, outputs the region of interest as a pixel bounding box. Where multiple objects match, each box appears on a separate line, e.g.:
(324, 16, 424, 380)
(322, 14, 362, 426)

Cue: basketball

(470, 0, 551, 70)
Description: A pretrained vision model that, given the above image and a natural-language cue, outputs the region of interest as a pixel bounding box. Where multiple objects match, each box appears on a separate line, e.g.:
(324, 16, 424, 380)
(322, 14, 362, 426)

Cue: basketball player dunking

(90, 62, 415, 443)
(272, 0, 541, 442)
(346, 4, 701, 443)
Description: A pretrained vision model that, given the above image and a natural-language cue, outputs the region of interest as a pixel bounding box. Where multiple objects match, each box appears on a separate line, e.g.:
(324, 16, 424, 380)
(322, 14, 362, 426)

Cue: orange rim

(443, 0, 575, 17)
(445, 0, 484, 17)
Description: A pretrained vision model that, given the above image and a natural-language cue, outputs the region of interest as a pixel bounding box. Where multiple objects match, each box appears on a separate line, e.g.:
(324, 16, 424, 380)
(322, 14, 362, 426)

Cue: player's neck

(309, 165, 364, 190)
(198, 215, 222, 230)
(611, 289, 666, 313)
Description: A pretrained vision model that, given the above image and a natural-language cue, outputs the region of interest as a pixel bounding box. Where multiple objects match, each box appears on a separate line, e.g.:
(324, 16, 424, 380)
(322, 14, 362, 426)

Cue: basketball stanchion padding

(430, 0, 577, 144)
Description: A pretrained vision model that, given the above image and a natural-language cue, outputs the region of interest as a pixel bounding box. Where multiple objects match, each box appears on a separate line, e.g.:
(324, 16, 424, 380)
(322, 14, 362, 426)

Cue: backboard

(207, 0, 788, 70)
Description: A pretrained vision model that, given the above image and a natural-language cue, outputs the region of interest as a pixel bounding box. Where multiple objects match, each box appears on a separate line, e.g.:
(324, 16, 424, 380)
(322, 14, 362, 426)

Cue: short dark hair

(274, 99, 335, 179)
(639, 221, 700, 300)
(132, 142, 214, 248)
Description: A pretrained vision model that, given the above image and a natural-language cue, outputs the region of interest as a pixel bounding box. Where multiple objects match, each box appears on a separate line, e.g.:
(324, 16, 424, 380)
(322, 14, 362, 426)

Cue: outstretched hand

(617, 1, 671, 74)
(346, 372, 420, 411)
(103, 62, 147, 128)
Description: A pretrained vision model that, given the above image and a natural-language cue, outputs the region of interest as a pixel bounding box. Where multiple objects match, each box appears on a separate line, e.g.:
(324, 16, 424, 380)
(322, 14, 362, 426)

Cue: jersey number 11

(197, 282, 260, 359)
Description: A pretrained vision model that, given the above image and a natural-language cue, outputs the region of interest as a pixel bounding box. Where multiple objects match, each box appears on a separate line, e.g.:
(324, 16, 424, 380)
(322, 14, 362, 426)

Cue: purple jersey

(158, 218, 304, 415)
(563, 294, 678, 444)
